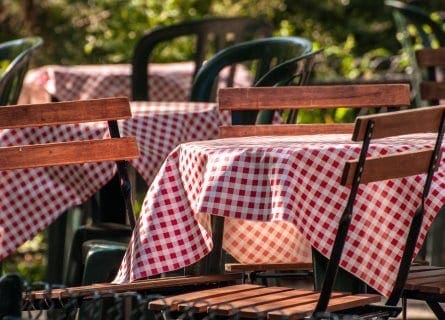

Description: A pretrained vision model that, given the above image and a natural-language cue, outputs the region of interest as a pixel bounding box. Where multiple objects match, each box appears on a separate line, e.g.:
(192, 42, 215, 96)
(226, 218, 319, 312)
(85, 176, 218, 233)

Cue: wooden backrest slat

(0, 97, 131, 129)
(220, 123, 354, 138)
(341, 149, 435, 186)
(352, 105, 445, 141)
(415, 48, 445, 68)
(420, 82, 445, 100)
(0, 137, 139, 170)
(218, 84, 411, 111)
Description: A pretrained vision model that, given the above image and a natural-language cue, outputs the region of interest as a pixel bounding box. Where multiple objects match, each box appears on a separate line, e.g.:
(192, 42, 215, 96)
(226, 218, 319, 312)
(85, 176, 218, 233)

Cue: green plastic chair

(385, 0, 445, 48)
(0, 37, 43, 106)
(132, 17, 273, 101)
(190, 36, 314, 124)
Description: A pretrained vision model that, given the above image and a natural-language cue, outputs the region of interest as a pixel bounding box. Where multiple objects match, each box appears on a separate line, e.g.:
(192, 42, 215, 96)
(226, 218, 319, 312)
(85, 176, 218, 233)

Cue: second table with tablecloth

(114, 134, 445, 298)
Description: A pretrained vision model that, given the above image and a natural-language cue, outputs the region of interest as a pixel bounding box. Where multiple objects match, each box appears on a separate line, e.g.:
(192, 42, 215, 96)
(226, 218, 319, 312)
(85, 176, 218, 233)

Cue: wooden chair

(415, 47, 445, 105)
(0, 37, 43, 106)
(396, 47, 445, 320)
(132, 17, 273, 101)
(146, 84, 445, 319)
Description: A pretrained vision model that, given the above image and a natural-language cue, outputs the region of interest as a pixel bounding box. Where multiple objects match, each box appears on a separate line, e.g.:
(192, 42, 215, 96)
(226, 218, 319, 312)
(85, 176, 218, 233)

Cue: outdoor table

(18, 63, 193, 104)
(18, 62, 251, 104)
(0, 101, 230, 261)
(114, 134, 445, 297)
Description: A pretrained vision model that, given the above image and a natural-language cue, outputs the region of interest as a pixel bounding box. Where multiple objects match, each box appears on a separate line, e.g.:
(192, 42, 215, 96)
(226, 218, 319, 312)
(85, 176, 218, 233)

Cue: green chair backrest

(190, 36, 314, 124)
(131, 17, 273, 101)
(385, 0, 445, 48)
(0, 37, 43, 106)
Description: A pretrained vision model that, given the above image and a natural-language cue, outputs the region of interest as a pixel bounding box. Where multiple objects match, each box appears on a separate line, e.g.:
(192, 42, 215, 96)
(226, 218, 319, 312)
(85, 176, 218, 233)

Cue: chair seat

(149, 284, 381, 319)
(405, 265, 445, 294)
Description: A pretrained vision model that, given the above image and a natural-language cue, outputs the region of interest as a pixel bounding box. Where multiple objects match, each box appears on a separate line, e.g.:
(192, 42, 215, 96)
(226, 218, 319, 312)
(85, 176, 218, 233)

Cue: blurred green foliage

(0, 0, 443, 84)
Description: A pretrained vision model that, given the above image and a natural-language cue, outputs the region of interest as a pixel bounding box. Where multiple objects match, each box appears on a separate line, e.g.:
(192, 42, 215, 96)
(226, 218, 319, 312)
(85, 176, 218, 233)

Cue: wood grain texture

(220, 123, 354, 138)
(225, 262, 313, 272)
(0, 97, 131, 129)
(28, 274, 242, 300)
(218, 84, 411, 110)
(0, 137, 139, 170)
(352, 104, 445, 141)
(148, 284, 380, 320)
(341, 149, 435, 186)
(420, 81, 445, 100)
(415, 47, 445, 67)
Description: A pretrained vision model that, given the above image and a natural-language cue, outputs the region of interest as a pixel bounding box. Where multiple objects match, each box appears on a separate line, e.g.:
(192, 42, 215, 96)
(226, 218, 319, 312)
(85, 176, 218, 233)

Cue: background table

(0, 101, 230, 261)
(18, 62, 252, 104)
(114, 134, 445, 297)
(18, 63, 193, 104)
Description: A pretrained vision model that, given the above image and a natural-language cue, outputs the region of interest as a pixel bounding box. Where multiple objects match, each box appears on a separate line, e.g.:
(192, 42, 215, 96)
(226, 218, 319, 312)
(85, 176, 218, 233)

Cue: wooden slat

(225, 262, 313, 272)
(149, 283, 261, 311)
(341, 149, 434, 186)
(0, 137, 139, 170)
(418, 281, 445, 294)
(207, 289, 316, 316)
(409, 265, 445, 273)
(178, 286, 295, 314)
(218, 84, 411, 111)
(29, 274, 242, 300)
(420, 81, 445, 100)
(352, 104, 445, 141)
(415, 48, 445, 68)
(408, 269, 445, 280)
(0, 97, 131, 129)
(219, 124, 354, 138)
(238, 292, 347, 319)
(267, 294, 381, 320)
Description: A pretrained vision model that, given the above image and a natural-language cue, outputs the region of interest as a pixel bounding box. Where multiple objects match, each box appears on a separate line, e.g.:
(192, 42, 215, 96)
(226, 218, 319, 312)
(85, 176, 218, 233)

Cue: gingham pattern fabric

(19, 62, 253, 104)
(114, 134, 445, 297)
(19, 63, 193, 103)
(0, 101, 226, 261)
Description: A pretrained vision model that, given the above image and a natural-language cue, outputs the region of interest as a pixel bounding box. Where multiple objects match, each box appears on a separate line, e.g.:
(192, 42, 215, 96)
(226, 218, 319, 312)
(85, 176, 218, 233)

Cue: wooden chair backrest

(316, 104, 445, 312)
(0, 97, 139, 228)
(218, 84, 411, 137)
(415, 47, 445, 103)
(0, 97, 138, 170)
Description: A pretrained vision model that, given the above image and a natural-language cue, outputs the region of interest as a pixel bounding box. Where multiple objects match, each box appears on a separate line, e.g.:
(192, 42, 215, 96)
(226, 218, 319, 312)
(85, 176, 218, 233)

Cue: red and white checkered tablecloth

(0, 101, 228, 261)
(18, 62, 253, 104)
(19, 62, 194, 104)
(114, 134, 445, 297)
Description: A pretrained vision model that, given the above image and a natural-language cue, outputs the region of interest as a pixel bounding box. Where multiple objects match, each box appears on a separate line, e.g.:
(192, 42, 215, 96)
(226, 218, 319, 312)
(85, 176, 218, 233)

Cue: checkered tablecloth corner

(114, 134, 445, 297)
(0, 122, 117, 260)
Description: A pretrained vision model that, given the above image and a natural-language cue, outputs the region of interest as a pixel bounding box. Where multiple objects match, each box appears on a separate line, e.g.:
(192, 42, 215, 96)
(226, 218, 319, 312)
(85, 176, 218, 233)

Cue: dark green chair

(132, 17, 273, 101)
(190, 36, 314, 124)
(0, 37, 43, 106)
(385, 0, 445, 48)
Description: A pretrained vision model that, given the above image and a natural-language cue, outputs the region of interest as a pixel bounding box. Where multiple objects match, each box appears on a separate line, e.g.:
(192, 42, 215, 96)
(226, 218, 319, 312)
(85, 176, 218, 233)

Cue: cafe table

(18, 62, 251, 104)
(113, 133, 445, 298)
(0, 100, 232, 261)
